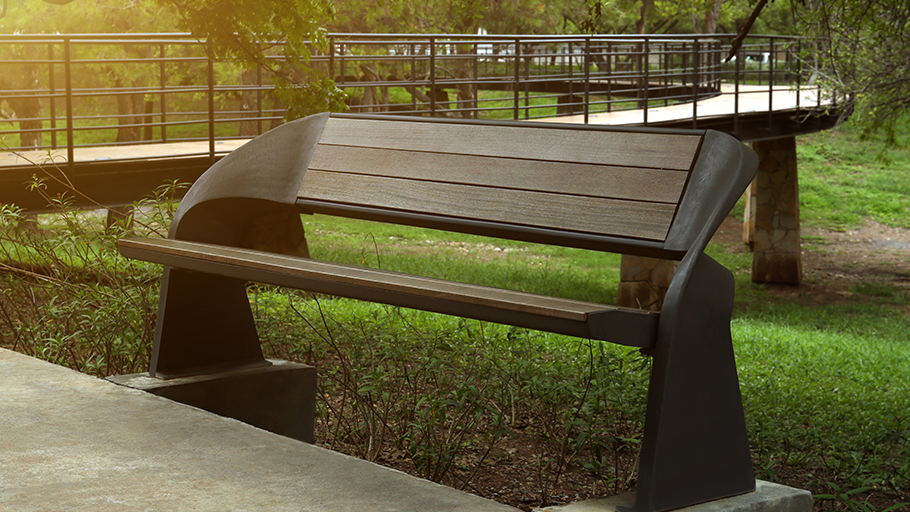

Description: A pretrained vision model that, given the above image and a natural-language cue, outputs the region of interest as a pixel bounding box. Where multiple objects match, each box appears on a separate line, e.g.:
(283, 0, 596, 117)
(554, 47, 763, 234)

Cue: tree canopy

(2, 0, 906, 137)
(796, 0, 909, 141)
(729, 0, 909, 141)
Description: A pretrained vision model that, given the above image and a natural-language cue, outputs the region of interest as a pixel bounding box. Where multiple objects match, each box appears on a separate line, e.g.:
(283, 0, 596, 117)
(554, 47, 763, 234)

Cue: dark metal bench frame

(120, 113, 758, 512)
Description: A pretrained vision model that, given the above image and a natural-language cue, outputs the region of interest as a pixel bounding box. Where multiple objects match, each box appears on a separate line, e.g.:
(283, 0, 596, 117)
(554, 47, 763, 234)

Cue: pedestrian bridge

(2, 32, 839, 280)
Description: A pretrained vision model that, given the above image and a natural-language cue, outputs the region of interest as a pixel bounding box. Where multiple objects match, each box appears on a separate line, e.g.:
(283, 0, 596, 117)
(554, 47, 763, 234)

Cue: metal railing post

(606, 41, 612, 112)
(583, 37, 590, 124)
(257, 59, 263, 135)
(768, 37, 775, 128)
(48, 42, 57, 149)
(524, 41, 531, 119)
(734, 39, 740, 136)
(662, 41, 669, 107)
(691, 38, 699, 128)
(160, 43, 167, 142)
(430, 37, 437, 116)
(796, 39, 802, 110)
(568, 41, 574, 115)
(208, 50, 215, 160)
(473, 41, 479, 119)
(643, 38, 650, 125)
(513, 38, 520, 120)
(64, 37, 74, 169)
(410, 43, 417, 113)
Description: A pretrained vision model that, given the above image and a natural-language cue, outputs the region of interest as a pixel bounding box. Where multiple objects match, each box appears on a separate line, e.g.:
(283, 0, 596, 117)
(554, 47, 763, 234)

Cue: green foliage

(793, 0, 910, 141)
(0, 149, 182, 376)
(0, 0, 169, 32)
(815, 482, 908, 512)
(330, 0, 569, 34)
(276, 74, 348, 121)
(154, 0, 346, 123)
(159, 0, 332, 65)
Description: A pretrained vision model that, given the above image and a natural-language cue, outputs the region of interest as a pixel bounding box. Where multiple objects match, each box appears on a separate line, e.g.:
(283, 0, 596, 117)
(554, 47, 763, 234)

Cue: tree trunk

(637, 0, 654, 34)
(5, 95, 42, 148)
(705, 0, 724, 34)
(359, 64, 383, 113)
(0, 54, 43, 148)
(114, 75, 142, 143)
(454, 45, 476, 119)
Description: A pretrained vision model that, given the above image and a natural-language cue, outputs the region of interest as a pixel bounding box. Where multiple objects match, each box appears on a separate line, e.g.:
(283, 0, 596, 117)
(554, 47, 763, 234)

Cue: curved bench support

(150, 113, 328, 377)
(151, 269, 263, 377)
(624, 253, 754, 512)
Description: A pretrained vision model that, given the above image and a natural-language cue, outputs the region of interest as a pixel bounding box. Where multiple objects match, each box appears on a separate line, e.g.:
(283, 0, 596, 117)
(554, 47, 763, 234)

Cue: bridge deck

(0, 139, 249, 170)
(0, 85, 824, 169)
(0, 84, 834, 212)
(545, 84, 823, 126)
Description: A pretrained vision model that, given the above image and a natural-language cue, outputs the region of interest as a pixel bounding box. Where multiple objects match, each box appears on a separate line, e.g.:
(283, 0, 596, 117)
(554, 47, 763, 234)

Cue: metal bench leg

(150, 267, 267, 378)
(625, 254, 754, 512)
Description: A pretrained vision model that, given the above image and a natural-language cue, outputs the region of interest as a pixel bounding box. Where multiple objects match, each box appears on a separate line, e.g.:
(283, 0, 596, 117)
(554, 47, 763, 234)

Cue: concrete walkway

(0, 348, 517, 512)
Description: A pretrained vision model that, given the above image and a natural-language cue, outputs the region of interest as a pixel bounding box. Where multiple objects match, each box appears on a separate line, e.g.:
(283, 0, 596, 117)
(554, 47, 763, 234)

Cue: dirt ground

(713, 215, 910, 292)
(801, 220, 910, 292)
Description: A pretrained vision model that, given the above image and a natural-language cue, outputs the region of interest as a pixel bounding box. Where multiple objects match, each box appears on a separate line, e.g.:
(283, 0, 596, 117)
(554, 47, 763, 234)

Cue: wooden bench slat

(320, 117, 702, 171)
(300, 170, 676, 241)
(308, 145, 689, 205)
(120, 238, 646, 324)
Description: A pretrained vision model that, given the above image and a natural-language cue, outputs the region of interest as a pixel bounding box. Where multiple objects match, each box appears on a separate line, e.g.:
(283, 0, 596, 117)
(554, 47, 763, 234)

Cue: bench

(119, 112, 758, 512)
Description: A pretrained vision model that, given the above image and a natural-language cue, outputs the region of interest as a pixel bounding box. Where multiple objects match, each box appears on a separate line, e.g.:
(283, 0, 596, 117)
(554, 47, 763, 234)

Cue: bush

(0, 157, 185, 376)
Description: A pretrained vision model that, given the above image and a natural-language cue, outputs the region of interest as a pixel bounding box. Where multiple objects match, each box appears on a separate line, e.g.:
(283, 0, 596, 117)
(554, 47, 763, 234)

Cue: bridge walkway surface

(547, 84, 819, 126)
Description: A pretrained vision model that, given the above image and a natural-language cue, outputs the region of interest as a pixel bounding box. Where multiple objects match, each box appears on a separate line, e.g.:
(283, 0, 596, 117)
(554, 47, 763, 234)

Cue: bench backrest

(174, 113, 755, 261)
(291, 114, 754, 260)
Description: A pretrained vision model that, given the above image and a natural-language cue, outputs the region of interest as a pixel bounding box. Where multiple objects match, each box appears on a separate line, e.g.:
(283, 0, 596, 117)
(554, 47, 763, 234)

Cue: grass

(797, 123, 910, 230)
(287, 209, 910, 508)
(304, 215, 623, 303)
(257, 209, 910, 508)
(734, 311, 909, 491)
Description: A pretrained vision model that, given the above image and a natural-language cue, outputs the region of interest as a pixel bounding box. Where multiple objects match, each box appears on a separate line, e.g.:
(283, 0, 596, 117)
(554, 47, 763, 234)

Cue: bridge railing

(0, 33, 811, 161)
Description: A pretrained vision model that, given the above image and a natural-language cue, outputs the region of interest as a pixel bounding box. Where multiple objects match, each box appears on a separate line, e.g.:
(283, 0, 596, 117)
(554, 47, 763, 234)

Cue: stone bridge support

(618, 135, 802, 309)
(618, 255, 679, 311)
(744, 137, 802, 284)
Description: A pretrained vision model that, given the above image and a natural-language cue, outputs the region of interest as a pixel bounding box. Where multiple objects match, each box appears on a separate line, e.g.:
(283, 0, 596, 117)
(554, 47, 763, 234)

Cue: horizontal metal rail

(0, 32, 821, 167)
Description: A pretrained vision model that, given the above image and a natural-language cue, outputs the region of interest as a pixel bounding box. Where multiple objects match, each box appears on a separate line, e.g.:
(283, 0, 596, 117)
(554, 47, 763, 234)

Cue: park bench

(119, 112, 758, 512)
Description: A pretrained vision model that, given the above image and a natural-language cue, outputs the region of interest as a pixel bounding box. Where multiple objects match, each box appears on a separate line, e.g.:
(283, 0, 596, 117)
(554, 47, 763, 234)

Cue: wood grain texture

(299, 170, 676, 241)
(308, 145, 688, 204)
(120, 238, 648, 322)
(320, 117, 701, 171)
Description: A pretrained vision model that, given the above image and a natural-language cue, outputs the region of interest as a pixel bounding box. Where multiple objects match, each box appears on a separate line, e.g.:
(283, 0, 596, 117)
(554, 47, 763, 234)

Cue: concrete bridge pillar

(618, 255, 678, 311)
(618, 135, 803, 309)
(745, 137, 802, 284)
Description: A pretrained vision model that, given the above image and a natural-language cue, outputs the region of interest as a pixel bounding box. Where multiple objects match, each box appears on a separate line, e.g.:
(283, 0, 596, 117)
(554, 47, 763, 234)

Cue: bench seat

(120, 237, 659, 348)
